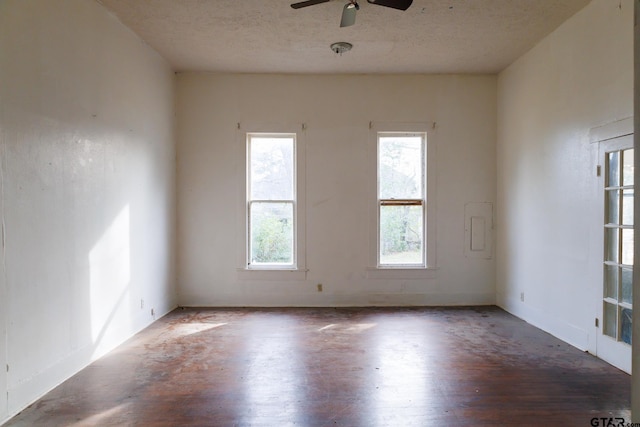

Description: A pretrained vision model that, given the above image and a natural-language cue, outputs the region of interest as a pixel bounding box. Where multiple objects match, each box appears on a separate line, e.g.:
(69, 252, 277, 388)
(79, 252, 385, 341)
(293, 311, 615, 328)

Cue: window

(603, 146, 634, 345)
(378, 132, 426, 267)
(368, 122, 435, 276)
(247, 133, 297, 268)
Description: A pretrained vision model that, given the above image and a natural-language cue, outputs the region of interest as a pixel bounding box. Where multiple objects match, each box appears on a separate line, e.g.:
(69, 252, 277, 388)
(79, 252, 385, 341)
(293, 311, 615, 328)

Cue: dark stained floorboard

(3, 306, 631, 426)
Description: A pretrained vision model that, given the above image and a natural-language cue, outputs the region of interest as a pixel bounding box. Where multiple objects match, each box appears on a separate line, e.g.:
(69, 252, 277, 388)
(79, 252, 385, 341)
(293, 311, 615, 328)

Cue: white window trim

(237, 123, 307, 281)
(367, 122, 437, 279)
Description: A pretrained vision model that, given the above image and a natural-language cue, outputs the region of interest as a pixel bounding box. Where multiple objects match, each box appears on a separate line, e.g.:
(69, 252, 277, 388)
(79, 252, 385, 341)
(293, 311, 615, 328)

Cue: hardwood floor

(4, 307, 631, 426)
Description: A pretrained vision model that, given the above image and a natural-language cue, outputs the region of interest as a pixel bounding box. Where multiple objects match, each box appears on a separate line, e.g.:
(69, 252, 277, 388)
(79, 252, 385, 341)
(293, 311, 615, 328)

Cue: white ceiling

(97, 0, 591, 74)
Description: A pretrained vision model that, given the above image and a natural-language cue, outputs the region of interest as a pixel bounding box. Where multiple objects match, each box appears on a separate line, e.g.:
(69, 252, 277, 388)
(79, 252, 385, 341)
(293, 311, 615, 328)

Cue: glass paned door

(603, 147, 634, 347)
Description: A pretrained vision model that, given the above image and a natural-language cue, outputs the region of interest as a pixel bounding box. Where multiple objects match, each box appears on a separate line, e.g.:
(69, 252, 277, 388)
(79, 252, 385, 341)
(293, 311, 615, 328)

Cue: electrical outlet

(520, 292, 525, 302)
(317, 283, 323, 292)
(141, 299, 144, 309)
(151, 308, 155, 317)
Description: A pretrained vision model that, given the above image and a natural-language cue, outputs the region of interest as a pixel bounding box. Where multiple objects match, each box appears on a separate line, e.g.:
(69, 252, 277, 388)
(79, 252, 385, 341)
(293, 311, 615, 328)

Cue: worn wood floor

(4, 306, 631, 426)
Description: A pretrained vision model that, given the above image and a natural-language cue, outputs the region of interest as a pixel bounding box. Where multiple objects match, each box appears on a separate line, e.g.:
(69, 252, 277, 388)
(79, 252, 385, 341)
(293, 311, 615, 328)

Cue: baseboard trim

(179, 292, 497, 307)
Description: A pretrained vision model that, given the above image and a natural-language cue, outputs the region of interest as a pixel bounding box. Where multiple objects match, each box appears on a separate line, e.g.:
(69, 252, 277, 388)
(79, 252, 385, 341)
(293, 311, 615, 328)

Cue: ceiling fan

(290, 0, 413, 28)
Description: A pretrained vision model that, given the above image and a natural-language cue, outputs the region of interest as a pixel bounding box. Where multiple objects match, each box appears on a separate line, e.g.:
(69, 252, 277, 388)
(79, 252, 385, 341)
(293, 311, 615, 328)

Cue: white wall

(0, 0, 177, 422)
(496, 0, 632, 351)
(177, 73, 496, 307)
(0, 156, 6, 425)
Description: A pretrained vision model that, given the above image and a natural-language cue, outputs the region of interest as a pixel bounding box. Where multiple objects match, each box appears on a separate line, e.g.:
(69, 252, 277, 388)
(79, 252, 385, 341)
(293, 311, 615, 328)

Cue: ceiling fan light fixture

(340, 2, 358, 27)
(291, 0, 411, 27)
(366, 0, 413, 10)
(330, 41, 353, 55)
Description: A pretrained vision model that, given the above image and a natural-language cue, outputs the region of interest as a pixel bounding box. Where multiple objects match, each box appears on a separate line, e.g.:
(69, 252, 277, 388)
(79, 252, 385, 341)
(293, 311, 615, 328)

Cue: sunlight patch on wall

(89, 205, 131, 356)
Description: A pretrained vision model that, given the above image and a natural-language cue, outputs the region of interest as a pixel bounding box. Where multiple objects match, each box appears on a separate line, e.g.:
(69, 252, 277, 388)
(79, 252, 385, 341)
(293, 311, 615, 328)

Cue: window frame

(237, 124, 306, 280)
(247, 132, 297, 268)
(377, 131, 427, 267)
(367, 122, 436, 278)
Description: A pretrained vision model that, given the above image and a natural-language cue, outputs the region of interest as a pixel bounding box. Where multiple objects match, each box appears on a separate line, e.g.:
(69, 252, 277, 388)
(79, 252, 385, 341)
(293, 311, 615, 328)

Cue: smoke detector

(330, 42, 353, 55)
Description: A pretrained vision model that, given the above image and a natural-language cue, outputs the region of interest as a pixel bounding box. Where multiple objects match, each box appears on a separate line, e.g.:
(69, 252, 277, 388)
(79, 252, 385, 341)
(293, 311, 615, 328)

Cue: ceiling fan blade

(340, 3, 357, 27)
(366, 0, 413, 11)
(291, 0, 331, 9)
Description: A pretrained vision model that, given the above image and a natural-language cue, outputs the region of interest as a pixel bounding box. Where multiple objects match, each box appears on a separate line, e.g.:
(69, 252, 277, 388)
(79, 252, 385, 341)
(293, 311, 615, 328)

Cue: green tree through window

(378, 133, 426, 266)
(247, 134, 296, 266)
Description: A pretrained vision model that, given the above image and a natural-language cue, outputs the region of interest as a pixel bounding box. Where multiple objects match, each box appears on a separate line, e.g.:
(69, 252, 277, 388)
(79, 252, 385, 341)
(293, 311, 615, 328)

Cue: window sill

(236, 268, 308, 281)
(365, 267, 438, 279)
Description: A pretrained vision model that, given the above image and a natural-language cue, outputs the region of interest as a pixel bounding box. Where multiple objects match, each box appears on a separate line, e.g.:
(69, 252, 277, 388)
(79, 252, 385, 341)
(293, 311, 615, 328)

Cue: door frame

(590, 117, 634, 373)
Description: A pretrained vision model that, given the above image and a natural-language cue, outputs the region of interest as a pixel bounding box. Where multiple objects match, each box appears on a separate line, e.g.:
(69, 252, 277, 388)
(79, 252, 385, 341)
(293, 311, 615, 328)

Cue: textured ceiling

(97, 0, 591, 74)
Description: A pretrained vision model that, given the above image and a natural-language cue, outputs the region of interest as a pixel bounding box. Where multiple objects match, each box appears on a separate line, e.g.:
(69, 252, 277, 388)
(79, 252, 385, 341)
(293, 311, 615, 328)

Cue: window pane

(250, 202, 293, 265)
(622, 190, 634, 226)
(622, 228, 634, 265)
(604, 302, 617, 338)
(621, 267, 632, 305)
(250, 136, 294, 200)
(605, 264, 618, 300)
(621, 307, 632, 345)
(623, 149, 634, 186)
(379, 136, 424, 199)
(606, 190, 619, 225)
(606, 228, 619, 263)
(380, 205, 423, 265)
(607, 151, 620, 187)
